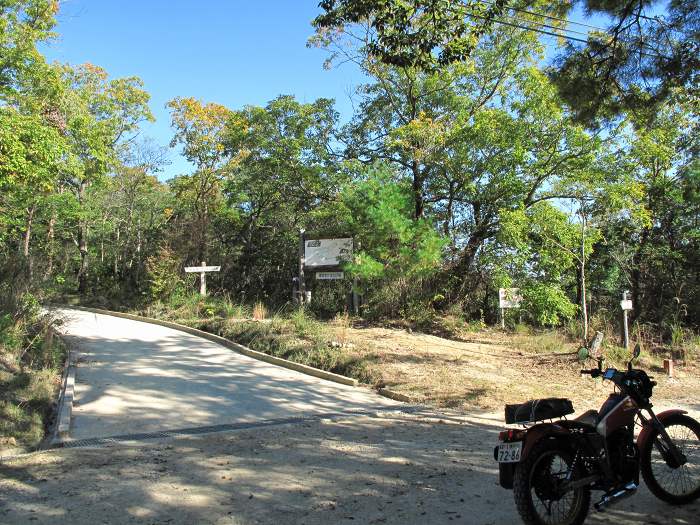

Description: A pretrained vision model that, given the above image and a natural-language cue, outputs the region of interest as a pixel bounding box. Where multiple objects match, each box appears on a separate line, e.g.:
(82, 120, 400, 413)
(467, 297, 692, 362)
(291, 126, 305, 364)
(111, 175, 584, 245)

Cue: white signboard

(185, 265, 221, 273)
(620, 299, 633, 311)
(304, 238, 353, 268)
(316, 272, 344, 280)
(499, 288, 523, 309)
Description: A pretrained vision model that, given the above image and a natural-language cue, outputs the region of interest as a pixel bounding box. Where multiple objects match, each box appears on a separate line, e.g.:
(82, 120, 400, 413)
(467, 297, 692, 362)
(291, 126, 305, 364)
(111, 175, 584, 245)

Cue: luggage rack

(505, 398, 575, 425)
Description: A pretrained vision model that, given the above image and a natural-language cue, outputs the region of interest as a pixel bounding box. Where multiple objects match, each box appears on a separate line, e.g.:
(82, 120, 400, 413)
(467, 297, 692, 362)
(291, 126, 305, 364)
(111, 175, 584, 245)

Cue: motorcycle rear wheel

(513, 439, 590, 525)
(640, 413, 700, 504)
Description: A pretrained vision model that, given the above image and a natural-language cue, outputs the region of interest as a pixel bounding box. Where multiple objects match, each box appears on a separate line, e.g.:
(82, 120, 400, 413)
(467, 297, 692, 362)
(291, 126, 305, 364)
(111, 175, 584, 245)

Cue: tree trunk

(580, 210, 589, 344)
(412, 160, 424, 219)
(77, 180, 90, 294)
(44, 208, 56, 281)
(23, 202, 37, 283)
(630, 227, 650, 323)
(114, 227, 120, 276)
(134, 217, 142, 287)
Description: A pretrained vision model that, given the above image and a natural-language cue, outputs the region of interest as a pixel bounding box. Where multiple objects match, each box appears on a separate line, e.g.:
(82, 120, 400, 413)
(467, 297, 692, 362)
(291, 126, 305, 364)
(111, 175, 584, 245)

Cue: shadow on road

(1, 413, 698, 525)
(57, 309, 398, 439)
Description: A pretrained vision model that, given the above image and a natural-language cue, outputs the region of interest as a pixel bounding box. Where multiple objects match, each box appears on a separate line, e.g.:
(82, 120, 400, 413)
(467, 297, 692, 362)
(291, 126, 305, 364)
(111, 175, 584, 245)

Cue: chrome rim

(650, 423, 700, 497)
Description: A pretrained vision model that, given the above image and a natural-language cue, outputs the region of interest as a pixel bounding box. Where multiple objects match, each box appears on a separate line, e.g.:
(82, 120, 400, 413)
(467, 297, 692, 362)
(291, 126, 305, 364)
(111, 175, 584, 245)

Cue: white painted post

(621, 290, 633, 351)
(200, 261, 207, 296)
(184, 262, 221, 296)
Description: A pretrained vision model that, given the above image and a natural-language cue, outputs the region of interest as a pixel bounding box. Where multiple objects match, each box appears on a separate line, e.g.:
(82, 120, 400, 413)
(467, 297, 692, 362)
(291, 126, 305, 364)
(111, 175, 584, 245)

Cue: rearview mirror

(633, 344, 641, 360)
(577, 347, 589, 362)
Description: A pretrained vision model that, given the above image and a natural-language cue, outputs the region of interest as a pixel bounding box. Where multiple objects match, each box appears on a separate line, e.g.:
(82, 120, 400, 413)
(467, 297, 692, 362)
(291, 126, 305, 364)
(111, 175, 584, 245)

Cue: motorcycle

(494, 345, 700, 525)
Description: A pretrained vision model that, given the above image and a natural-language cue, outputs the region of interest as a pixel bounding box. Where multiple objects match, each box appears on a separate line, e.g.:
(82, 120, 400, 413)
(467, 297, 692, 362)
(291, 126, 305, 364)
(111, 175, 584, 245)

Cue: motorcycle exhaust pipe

(594, 482, 638, 512)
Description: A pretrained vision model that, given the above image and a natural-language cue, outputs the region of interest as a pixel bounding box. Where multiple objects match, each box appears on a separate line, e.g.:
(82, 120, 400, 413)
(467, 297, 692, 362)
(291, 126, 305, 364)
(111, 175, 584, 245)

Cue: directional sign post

(620, 290, 633, 350)
(184, 261, 221, 296)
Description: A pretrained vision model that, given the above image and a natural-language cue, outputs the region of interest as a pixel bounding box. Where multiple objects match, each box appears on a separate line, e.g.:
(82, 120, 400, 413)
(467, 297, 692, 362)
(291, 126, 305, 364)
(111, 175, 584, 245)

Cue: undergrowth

(137, 295, 380, 385)
(133, 294, 699, 400)
(0, 294, 66, 450)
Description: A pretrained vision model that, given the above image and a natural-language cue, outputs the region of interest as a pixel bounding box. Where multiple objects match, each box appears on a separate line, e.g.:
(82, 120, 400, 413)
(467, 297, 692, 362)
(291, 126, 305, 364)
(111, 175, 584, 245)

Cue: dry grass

(135, 295, 700, 415)
(252, 302, 268, 321)
(342, 324, 700, 413)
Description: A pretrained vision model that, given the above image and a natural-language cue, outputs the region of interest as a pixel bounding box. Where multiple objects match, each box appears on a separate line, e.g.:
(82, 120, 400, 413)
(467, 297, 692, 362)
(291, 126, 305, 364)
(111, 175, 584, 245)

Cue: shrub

(523, 283, 577, 327)
(145, 244, 183, 302)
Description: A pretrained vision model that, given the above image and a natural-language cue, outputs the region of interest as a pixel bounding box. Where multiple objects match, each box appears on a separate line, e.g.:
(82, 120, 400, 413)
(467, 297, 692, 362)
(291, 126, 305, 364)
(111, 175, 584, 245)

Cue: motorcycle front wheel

(513, 439, 590, 525)
(640, 413, 700, 504)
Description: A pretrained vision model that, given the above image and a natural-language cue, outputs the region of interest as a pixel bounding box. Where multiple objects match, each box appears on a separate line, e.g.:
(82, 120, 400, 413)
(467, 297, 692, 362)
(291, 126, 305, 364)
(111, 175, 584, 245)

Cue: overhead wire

(470, 0, 667, 52)
(440, 3, 668, 60)
(473, 0, 611, 33)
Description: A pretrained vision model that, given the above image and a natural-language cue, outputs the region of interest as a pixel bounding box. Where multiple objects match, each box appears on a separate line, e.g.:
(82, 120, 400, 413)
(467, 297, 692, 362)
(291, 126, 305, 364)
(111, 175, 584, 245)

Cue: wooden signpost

(620, 290, 633, 350)
(184, 261, 221, 296)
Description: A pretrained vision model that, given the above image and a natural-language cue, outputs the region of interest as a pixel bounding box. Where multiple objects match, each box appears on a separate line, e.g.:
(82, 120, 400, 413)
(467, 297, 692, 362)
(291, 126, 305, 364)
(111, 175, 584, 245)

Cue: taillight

(499, 429, 524, 442)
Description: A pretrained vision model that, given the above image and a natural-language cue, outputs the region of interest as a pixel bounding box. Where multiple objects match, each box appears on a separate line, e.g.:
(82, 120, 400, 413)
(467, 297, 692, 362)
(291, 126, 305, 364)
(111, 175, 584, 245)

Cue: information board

(499, 288, 523, 309)
(304, 238, 353, 268)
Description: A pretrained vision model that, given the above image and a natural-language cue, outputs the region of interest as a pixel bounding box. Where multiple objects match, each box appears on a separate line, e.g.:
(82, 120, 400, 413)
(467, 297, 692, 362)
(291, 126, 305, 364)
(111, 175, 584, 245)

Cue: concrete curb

(377, 388, 412, 403)
(55, 366, 75, 438)
(49, 333, 77, 445)
(64, 306, 359, 388)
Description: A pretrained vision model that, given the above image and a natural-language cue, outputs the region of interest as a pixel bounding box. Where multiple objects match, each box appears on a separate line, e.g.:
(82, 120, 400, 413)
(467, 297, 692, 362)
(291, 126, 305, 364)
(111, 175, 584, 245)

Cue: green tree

(333, 164, 446, 317)
(167, 97, 232, 262)
(317, 21, 603, 313)
(552, 0, 700, 124)
(0, 0, 58, 99)
(313, 0, 551, 70)
(60, 64, 153, 292)
(219, 95, 341, 301)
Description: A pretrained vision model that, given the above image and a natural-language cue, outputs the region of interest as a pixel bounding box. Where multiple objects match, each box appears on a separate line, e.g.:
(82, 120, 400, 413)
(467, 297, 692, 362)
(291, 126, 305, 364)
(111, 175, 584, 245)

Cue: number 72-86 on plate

(497, 442, 522, 463)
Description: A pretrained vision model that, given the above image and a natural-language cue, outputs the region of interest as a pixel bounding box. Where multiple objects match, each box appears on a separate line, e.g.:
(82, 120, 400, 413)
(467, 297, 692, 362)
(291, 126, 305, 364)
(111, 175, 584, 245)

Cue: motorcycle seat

(574, 409, 599, 427)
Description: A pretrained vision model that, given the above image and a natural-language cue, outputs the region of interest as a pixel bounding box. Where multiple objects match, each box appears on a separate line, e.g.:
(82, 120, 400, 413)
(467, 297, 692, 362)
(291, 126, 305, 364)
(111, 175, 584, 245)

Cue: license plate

(497, 442, 523, 463)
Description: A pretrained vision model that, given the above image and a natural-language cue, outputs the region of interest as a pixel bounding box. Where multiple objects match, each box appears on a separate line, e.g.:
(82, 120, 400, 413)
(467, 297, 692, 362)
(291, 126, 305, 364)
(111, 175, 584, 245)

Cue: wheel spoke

(649, 422, 700, 497)
(529, 451, 584, 524)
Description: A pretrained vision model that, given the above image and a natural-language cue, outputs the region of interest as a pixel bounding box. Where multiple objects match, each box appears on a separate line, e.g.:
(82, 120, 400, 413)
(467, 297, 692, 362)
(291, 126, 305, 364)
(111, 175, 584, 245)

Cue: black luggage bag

(505, 398, 574, 424)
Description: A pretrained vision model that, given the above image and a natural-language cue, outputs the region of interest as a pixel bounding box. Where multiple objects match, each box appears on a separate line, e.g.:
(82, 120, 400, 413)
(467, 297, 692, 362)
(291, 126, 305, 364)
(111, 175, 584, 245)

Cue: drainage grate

(52, 406, 423, 450)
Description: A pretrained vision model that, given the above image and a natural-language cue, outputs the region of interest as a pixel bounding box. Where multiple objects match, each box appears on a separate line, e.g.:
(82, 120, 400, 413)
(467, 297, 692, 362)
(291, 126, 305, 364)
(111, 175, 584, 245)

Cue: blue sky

(40, 1, 609, 181)
(41, 1, 365, 180)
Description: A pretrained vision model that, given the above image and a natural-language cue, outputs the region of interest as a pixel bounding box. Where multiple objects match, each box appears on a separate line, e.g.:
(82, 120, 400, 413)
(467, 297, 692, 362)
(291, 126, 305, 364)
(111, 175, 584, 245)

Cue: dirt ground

(341, 325, 700, 414)
(1, 410, 699, 525)
(2, 320, 698, 525)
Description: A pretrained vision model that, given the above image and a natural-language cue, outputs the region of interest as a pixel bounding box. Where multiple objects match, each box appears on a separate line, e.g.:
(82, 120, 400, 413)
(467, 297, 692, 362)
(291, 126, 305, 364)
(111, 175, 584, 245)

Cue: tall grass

(0, 294, 66, 449)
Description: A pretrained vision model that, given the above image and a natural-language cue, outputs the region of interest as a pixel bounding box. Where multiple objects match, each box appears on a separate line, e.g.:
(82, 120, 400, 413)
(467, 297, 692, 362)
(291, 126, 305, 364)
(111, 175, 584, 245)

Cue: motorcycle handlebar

(580, 368, 601, 378)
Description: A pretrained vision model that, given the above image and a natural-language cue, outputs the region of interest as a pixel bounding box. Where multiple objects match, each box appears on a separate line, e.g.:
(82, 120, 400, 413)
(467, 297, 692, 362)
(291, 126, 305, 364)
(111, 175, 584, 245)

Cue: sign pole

(200, 261, 207, 296)
(498, 288, 522, 329)
(299, 229, 306, 306)
(352, 239, 360, 315)
(622, 290, 630, 351)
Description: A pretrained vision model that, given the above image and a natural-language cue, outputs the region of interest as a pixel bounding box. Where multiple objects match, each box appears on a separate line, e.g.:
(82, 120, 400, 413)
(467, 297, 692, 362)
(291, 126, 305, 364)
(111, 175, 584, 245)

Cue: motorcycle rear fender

(520, 422, 571, 461)
(496, 422, 571, 490)
(637, 409, 687, 451)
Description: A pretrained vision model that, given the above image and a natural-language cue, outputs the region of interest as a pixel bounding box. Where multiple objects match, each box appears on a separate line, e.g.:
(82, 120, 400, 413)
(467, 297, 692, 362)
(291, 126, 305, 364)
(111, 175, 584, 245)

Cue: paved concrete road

(53, 309, 397, 440)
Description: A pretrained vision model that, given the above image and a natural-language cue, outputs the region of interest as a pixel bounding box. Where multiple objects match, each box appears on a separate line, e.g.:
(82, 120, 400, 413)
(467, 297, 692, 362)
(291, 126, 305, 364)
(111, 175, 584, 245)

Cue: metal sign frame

(304, 237, 353, 270)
